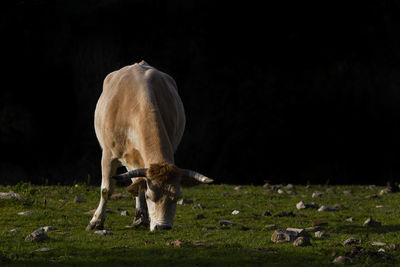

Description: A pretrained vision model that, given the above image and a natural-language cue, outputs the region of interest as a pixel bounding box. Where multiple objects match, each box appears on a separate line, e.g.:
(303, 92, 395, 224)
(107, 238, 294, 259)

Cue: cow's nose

(154, 224, 172, 230)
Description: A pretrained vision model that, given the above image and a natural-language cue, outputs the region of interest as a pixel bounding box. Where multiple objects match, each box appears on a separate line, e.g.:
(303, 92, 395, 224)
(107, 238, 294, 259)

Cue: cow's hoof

(132, 217, 149, 227)
(86, 221, 104, 231)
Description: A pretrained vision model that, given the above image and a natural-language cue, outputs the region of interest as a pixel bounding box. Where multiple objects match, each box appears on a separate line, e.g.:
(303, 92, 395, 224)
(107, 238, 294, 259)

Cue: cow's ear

(126, 178, 147, 196)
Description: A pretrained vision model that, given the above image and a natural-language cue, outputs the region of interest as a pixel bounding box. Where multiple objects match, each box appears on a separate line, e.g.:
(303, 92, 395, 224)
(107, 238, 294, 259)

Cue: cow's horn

(180, 169, 214, 183)
(112, 169, 148, 180)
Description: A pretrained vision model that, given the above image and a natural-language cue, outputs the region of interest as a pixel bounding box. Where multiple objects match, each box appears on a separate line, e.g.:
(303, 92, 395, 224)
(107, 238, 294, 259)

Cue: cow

(86, 60, 213, 231)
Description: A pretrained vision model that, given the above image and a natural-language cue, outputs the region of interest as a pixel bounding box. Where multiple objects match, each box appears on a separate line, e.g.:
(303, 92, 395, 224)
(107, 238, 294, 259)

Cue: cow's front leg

(132, 191, 149, 226)
(86, 152, 118, 230)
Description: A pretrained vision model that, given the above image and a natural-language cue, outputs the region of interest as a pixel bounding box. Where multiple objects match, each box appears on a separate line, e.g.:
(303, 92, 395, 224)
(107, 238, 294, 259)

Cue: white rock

(378, 248, 386, 253)
(41, 226, 57, 232)
(231, 210, 241, 215)
(0, 191, 20, 199)
(277, 189, 284, 194)
(94, 230, 113, 236)
(296, 201, 306, 210)
(234, 186, 243, 190)
(9, 229, 19, 232)
(314, 231, 329, 238)
(312, 191, 323, 198)
(318, 205, 338, 212)
(32, 247, 55, 253)
(25, 229, 49, 242)
(343, 237, 361, 246)
(332, 256, 352, 264)
(371, 241, 386, 246)
(18, 211, 36, 216)
(120, 210, 129, 216)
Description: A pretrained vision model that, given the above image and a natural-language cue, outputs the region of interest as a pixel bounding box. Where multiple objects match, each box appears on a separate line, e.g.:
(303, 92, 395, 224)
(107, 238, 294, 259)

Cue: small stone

(0, 191, 20, 199)
(286, 184, 294, 189)
(387, 243, 396, 250)
(363, 217, 381, 227)
(74, 196, 86, 203)
(326, 187, 336, 194)
(264, 224, 276, 229)
(343, 237, 361, 246)
(271, 228, 310, 243)
(25, 229, 49, 242)
(318, 205, 338, 212)
(262, 210, 272, 216)
(293, 236, 311, 246)
(312, 191, 323, 198)
(371, 241, 386, 246)
(40, 226, 57, 232)
(332, 256, 352, 264)
(345, 217, 354, 222)
(219, 220, 236, 226)
(192, 204, 205, 209)
(18, 211, 36, 216)
(342, 190, 353, 195)
(315, 231, 329, 238)
(94, 230, 113, 236)
(9, 229, 19, 232)
(202, 226, 216, 230)
(231, 210, 241, 215)
(379, 187, 391, 195)
(234, 186, 243, 191)
(166, 240, 186, 247)
(296, 201, 306, 210)
(32, 247, 55, 253)
(378, 248, 385, 253)
(120, 210, 129, 216)
(277, 189, 284, 194)
(177, 198, 194, 205)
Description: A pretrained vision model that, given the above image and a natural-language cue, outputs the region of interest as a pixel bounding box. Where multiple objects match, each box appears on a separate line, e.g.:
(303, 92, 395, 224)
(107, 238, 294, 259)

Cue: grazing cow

(86, 60, 213, 231)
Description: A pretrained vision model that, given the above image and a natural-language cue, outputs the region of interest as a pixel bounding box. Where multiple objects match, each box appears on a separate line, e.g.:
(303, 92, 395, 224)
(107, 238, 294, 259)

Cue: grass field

(0, 182, 400, 266)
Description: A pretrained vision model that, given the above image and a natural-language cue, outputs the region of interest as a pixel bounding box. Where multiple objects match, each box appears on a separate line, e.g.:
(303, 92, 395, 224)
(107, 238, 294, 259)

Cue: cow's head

(113, 162, 213, 231)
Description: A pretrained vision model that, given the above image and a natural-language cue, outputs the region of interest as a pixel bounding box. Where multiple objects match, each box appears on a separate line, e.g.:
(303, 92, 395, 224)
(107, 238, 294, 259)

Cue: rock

(293, 236, 311, 246)
(318, 205, 338, 212)
(296, 201, 306, 210)
(9, 229, 19, 232)
(296, 201, 319, 210)
(74, 196, 86, 203)
(0, 191, 20, 199)
(192, 204, 205, 209)
(271, 228, 310, 243)
(371, 241, 386, 246)
(202, 226, 216, 230)
(342, 190, 353, 195)
(32, 247, 55, 253)
(345, 217, 354, 222)
(332, 256, 352, 264)
(312, 191, 323, 198)
(262, 210, 272, 216)
(234, 186, 243, 191)
(94, 230, 113, 236)
(277, 189, 284, 194)
(343, 237, 361, 246)
(326, 187, 336, 194)
(177, 198, 194, 205)
(166, 240, 186, 247)
(120, 210, 129, 216)
(219, 220, 236, 226)
(387, 243, 396, 250)
(110, 193, 128, 200)
(264, 224, 276, 229)
(231, 210, 241, 215)
(363, 217, 381, 227)
(25, 229, 49, 242)
(379, 187, 391, 195)
(40, 226, 57, 232)
(315, 231, 329, 238)
(18, 211, 36, 216)
(378, 248, 385, 253)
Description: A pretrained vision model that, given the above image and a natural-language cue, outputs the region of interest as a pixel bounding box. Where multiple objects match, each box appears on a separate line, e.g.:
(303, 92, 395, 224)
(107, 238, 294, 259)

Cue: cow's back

(95, 61, 185, 167)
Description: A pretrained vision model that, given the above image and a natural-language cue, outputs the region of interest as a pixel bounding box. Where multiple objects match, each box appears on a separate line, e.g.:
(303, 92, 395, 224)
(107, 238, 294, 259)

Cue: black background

(2, 0, 400, 185)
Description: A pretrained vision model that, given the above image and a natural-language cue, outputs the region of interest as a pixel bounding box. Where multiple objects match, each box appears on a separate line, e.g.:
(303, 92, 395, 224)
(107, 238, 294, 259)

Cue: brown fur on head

(146, 162, 181, 183)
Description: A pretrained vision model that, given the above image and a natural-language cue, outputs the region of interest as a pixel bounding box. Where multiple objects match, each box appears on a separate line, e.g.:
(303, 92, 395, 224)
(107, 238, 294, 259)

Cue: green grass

(0, 183, 399, 266)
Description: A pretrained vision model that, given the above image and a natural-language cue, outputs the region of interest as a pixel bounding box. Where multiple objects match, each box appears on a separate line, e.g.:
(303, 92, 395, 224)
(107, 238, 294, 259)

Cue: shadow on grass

(2, 246, 329, 267)
(336, 224, 400, 234)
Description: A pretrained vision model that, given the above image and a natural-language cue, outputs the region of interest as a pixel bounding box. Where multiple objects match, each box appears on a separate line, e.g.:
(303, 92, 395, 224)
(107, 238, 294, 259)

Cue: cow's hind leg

(86, 151, 118, 230)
